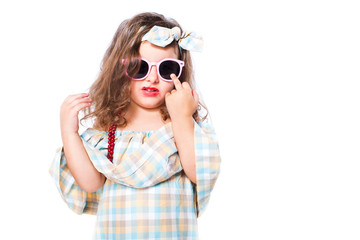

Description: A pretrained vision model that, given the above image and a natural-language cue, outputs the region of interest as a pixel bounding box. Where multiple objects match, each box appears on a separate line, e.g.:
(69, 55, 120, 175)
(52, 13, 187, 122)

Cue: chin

(139, 101, 165, 109)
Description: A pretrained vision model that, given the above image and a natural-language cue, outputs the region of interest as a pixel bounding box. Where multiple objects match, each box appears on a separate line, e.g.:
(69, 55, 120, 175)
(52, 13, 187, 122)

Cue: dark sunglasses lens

(126, 59, 149, 79)
(126, 59, 147, 79)
(133, 60, 149, 79)
(159, 60, 181, 80)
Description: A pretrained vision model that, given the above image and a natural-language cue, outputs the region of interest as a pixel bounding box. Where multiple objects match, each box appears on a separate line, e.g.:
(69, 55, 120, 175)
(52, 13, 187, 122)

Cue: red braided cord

(107, 112, 122, 162)
(107, 123, 116, 162)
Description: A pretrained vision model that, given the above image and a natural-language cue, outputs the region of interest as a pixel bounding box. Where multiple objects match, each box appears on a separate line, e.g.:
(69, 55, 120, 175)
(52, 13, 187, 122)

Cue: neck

(124, 101, 164, 124)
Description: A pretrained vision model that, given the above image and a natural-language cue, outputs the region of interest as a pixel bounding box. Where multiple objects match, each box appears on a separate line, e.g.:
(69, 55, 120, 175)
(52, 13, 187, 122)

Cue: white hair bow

(141, 25, 203, 52)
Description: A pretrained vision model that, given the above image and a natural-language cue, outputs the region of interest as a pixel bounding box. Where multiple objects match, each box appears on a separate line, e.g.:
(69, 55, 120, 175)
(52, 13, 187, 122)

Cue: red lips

(141, 86, 160, 97)
(142, 87, 159, 92)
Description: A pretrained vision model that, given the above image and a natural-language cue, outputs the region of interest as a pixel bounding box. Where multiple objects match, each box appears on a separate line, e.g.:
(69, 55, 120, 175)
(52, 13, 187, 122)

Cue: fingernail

(170, 73, 176, 78)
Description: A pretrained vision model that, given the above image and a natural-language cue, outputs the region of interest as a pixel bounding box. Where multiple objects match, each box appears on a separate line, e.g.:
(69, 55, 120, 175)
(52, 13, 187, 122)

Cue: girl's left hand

(165, 74, 199, 121)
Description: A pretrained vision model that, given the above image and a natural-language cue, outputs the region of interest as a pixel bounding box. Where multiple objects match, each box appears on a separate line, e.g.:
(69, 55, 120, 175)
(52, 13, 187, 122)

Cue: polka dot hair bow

(141, 25, 203, 52)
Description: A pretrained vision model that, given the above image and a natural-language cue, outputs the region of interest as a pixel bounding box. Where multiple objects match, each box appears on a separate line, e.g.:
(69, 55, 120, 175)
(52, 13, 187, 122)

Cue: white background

(1, 0, 360, 239)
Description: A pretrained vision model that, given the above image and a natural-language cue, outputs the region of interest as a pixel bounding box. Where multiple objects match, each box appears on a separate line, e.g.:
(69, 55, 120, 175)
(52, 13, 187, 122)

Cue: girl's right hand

(60, 93, 92, 135)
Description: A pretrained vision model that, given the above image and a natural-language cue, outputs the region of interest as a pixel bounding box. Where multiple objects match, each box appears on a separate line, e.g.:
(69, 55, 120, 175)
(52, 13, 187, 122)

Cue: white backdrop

(1, 0, 360, 239)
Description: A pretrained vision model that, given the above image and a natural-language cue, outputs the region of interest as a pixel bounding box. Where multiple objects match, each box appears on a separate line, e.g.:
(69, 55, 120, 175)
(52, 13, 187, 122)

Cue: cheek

(164, 83, 175, 93)
(130, 81, 140, 93)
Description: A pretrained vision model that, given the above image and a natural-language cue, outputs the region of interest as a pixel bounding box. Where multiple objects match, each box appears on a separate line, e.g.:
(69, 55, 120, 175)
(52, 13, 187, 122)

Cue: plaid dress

(49, 120, 221, 239)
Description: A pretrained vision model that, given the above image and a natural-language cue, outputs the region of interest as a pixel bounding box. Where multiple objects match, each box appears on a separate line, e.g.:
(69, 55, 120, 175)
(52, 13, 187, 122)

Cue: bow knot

(142, 25, 203, 52)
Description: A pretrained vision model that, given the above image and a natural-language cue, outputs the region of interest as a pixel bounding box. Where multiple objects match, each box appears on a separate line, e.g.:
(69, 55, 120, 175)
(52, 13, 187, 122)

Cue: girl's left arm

(171, 117, 197, 183)
(165, 75, 200, 183)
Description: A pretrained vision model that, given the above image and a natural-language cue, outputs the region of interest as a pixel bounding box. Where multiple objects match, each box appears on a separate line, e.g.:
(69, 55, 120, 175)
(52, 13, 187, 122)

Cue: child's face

(129, 41, 178, 111)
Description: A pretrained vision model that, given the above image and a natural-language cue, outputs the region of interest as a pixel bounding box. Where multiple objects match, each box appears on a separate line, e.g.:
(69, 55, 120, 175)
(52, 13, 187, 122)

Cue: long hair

(81, 12, 208, 130)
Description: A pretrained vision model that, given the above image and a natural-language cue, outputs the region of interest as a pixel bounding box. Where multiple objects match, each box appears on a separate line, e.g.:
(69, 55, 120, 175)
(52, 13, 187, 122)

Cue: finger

(69, 96, 92, 105)
(65, 93, 89, 104)
(171, 89, 176, 94)
(181, 81, 192, 91)
(73, 102, 92, 113)
(67, 93, 89, 101)
(69, 97, 92, 109)
(171, 74, 182, 90)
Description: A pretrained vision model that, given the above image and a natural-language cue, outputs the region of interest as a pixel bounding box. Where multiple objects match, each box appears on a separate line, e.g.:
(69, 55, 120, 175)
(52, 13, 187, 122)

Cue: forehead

(139, 41, 179, 61)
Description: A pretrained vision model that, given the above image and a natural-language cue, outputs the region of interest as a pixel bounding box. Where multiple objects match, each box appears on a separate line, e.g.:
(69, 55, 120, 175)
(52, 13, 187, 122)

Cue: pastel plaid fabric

(49, 120, 221, 239)
(142, 25, 203, 52)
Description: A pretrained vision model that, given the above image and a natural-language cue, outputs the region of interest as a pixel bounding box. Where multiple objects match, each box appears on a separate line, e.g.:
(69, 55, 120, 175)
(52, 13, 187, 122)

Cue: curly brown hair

(81, 12, 208, 130)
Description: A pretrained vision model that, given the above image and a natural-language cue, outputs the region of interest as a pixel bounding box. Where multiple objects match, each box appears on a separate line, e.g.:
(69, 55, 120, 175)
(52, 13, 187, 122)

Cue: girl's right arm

(60, 93, 105, 192)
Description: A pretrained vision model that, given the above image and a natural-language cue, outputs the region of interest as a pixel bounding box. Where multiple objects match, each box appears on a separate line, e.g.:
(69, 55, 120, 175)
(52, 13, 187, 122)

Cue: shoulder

(80, 127, 107, 146)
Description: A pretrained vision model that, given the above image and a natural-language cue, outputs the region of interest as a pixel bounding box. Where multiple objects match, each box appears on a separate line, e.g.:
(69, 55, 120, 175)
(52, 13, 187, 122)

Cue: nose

(146, 66, 159, 83)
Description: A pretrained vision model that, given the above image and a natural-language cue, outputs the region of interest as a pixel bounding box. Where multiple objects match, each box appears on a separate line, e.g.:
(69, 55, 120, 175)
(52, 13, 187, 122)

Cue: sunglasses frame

(124, 58, 185, 82)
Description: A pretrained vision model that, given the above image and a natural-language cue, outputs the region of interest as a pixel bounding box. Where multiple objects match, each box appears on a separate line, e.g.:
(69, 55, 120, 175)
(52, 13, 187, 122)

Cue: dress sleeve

(193, 120, 221, 217)
(48, 147, 100, 215)
(81, 123, 183, 189)
(49, 123, 182, 214)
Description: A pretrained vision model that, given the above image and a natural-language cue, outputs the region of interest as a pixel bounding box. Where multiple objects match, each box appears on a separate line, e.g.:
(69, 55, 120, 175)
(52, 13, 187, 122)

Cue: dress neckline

(89, 122, 172, 135)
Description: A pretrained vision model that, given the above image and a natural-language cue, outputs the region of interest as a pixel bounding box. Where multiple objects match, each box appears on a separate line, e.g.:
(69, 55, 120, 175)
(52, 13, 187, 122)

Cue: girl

(49, 12, 221, 239)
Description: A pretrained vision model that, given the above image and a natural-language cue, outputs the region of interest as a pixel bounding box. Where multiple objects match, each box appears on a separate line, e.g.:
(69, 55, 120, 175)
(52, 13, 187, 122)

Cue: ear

(192, 89, 199, 104)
